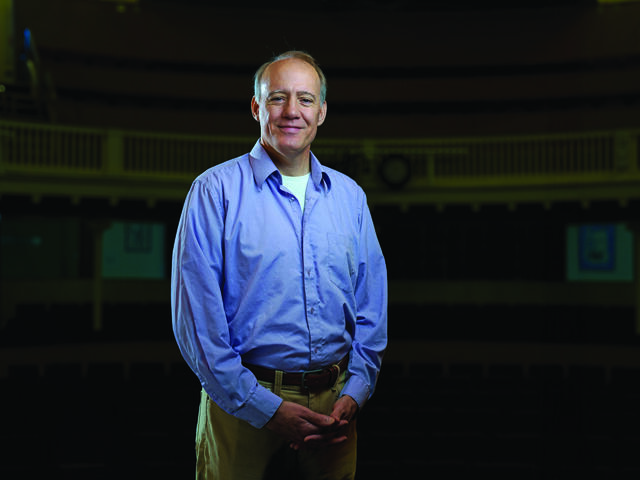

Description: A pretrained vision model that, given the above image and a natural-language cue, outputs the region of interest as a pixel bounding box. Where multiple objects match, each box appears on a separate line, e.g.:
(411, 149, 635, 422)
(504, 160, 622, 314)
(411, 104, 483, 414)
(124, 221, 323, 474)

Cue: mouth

(279, 125, 303, 133)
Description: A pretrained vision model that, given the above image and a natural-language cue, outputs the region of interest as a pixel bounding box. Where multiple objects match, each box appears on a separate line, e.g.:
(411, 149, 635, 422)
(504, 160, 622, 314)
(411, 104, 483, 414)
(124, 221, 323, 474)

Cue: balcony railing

(1, 120, 639, 205)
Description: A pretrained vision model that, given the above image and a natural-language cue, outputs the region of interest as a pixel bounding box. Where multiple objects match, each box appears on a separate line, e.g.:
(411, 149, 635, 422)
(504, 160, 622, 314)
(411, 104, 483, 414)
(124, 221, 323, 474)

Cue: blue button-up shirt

(171, 141, 387, 428)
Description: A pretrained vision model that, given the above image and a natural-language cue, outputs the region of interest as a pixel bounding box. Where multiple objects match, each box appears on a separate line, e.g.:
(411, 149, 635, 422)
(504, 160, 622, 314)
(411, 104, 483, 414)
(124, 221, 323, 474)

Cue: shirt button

(309, 307, 315, 314)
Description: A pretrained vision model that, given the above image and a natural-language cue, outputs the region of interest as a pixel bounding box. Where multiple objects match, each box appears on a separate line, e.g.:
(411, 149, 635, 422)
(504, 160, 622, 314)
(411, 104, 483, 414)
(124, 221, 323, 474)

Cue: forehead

(260, 58, 321, 95)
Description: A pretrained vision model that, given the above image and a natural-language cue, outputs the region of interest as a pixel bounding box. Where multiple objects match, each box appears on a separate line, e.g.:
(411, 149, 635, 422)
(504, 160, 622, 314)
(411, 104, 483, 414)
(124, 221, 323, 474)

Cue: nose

(283, 97, 300, 118)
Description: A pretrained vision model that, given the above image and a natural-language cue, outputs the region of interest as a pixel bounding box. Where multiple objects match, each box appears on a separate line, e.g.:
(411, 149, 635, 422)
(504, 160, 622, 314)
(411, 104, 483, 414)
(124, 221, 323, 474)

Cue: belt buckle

(301, 368, 324, 390)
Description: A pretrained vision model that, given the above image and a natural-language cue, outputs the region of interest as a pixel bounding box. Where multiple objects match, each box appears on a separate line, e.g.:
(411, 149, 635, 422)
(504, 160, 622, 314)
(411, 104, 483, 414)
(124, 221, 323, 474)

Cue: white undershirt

(281, 173, 310, 211)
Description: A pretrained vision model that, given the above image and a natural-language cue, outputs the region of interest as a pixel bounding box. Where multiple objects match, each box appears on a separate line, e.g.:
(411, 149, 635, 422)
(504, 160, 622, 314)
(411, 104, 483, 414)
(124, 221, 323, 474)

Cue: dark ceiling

(145, 0, 599, 11)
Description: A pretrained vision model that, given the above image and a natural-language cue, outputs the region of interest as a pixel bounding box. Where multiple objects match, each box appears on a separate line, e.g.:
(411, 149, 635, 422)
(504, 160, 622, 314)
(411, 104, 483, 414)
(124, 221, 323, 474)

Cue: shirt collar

(249, 140, 332, 192)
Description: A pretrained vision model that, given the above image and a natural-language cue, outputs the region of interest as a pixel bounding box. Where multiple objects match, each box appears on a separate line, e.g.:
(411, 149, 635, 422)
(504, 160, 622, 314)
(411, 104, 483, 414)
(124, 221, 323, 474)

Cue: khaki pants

(195, 372, 357, 480)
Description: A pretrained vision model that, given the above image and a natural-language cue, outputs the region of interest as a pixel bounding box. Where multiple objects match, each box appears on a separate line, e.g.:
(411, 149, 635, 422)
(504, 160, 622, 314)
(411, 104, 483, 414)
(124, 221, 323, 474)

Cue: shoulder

(182, 154, 252, 213)
(194, 153, 250, 188)
(322, 164, 366, 203)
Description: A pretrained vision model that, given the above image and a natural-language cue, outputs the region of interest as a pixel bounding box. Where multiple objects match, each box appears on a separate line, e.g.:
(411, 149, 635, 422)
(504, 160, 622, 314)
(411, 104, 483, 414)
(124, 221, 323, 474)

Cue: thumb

(305, 410, 336, 427)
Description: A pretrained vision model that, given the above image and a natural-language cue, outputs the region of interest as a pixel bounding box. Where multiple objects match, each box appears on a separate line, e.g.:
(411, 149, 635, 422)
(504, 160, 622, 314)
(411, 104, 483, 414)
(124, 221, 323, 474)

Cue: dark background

(1, 0, 640, 478)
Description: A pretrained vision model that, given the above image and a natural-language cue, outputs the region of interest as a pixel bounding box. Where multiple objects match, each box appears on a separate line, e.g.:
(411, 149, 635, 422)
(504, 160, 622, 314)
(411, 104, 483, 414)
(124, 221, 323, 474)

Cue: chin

(277, 141, 306, 153)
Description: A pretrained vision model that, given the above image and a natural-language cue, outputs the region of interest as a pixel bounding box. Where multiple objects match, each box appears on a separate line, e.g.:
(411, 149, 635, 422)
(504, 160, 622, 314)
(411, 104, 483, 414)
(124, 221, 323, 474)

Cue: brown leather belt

(244, 355, 349, 392)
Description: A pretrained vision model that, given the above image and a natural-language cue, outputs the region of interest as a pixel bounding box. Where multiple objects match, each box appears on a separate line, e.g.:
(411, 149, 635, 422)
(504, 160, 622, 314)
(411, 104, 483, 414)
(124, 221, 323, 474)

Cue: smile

(279, 126, 303, 133)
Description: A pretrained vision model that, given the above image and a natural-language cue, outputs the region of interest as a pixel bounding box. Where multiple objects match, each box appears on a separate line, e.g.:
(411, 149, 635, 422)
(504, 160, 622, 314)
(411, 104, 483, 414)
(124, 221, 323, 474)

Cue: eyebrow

(268, 90, 317, 100)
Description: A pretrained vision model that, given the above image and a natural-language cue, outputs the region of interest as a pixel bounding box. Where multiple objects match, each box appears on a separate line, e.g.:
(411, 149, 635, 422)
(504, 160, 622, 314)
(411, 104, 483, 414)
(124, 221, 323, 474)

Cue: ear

(251, 96, 260, 122)
(317, 101, 327, 126)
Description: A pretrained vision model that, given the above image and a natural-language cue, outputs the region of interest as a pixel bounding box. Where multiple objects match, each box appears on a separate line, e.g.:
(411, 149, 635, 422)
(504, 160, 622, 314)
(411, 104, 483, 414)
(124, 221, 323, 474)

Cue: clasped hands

(266, 395, 358, 450)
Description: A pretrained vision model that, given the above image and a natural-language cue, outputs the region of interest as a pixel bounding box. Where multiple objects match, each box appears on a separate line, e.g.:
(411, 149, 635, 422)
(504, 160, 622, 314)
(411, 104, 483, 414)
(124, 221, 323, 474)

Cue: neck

(261, 140, 311, 176)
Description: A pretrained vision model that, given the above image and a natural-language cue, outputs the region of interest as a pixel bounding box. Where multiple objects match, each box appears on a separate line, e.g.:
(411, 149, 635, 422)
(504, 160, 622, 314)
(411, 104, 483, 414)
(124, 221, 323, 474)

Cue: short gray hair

(253, 50, 327, 103)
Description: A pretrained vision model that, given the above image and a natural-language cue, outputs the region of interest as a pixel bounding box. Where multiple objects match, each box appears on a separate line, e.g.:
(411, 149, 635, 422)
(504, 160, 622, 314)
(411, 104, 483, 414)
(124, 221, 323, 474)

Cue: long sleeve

(171, 178, 282, 429)
(340, 193, 388, 407)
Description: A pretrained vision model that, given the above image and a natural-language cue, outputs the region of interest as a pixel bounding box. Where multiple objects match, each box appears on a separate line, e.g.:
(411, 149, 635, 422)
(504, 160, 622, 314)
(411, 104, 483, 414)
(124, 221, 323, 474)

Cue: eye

(268, 95, 285, 103)
(299, 97, 314, 106)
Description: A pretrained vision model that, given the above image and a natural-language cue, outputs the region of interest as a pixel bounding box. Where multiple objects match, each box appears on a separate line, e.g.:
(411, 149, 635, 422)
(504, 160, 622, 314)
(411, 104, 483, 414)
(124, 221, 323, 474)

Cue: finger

(303, 422, 349, 444)
(303, 433, 348, 447)
(304, 411, 337, 428)
(328, 418, 350, 428)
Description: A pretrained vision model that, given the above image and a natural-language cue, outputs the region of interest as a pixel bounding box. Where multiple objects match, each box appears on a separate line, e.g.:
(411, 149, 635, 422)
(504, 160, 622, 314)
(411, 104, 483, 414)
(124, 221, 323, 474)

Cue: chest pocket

(326, 232, 357, 293)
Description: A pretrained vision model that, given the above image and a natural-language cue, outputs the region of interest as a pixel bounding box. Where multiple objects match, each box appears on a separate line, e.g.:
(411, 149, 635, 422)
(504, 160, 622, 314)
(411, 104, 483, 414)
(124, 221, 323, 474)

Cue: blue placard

(578, 225, 615, 272)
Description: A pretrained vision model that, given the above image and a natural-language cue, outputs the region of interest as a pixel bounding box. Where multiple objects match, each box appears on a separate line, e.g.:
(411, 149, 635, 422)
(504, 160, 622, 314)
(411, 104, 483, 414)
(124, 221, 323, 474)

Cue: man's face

(251, 58, 327, 165)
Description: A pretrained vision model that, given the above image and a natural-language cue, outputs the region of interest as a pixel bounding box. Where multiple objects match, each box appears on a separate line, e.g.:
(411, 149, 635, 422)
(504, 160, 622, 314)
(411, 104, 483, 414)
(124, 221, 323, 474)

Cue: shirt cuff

(234, 383, 283, 429)
(340, 374, 370, 409)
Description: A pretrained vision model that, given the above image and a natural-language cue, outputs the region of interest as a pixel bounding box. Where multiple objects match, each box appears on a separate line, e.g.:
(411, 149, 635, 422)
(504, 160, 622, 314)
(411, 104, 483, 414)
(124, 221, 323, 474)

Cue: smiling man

(251, 55, 327, 175)
(171, 51, 387, 480)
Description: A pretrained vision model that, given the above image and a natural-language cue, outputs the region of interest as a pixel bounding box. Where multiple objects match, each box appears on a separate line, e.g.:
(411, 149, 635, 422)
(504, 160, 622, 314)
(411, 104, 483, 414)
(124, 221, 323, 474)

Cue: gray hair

(253, 50, 327, 103)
